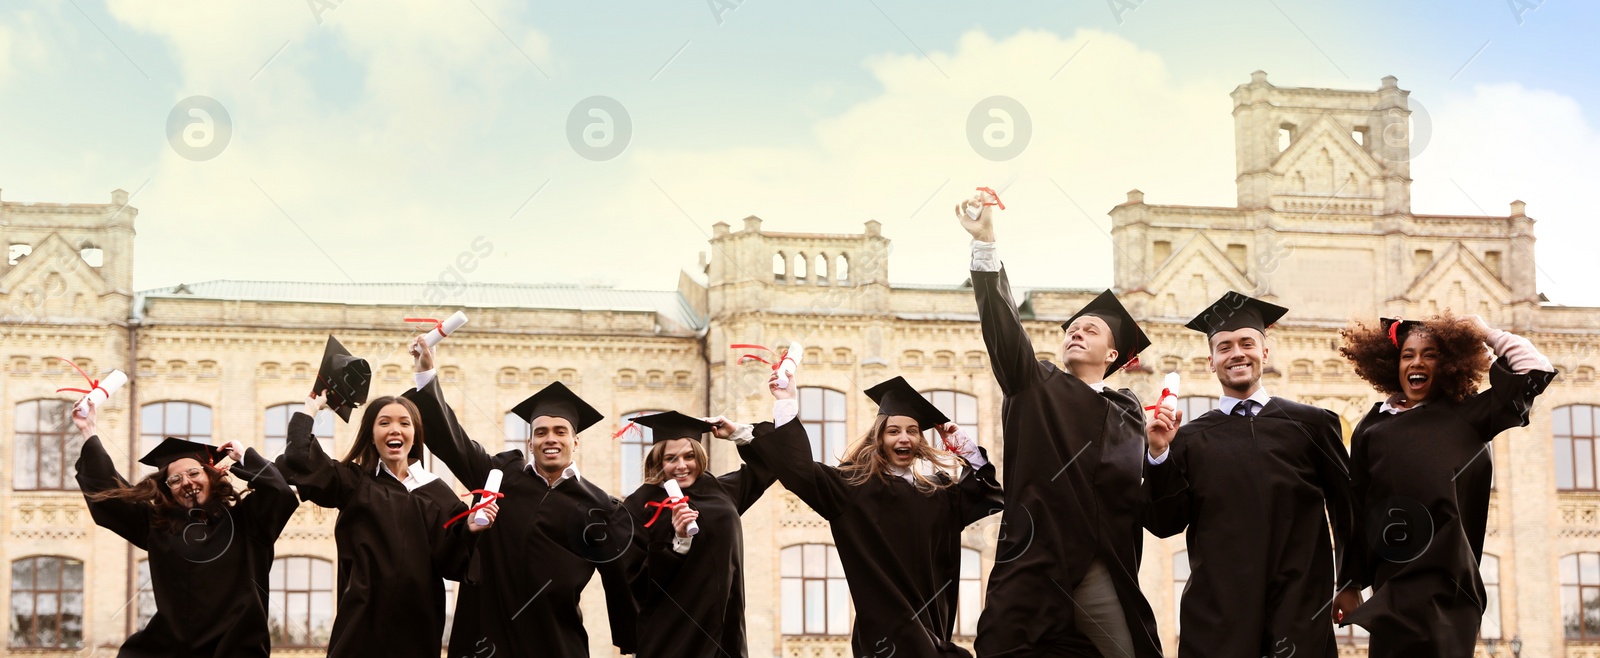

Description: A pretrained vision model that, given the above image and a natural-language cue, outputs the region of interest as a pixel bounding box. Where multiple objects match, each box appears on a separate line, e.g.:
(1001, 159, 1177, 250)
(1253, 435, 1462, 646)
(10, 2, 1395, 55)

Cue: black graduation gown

(273, 411, 478, 658)
(1340, 358, 1554, 657)
(1143, 397, 1355, 658)
(618, 440, 778, 658)
(403, 378, 637, 658)
(76, 436, 299, 658)
(747, 418, 1004, 658)
(969, 266, 1164, 658)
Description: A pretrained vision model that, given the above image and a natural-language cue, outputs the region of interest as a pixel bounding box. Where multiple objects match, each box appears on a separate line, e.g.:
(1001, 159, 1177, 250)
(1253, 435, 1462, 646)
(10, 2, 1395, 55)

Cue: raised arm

(229, 439, 300, 540)
(745, 419, 852, 520)
(706, 385, 788, 513)
(1141, 431, 1192, 538)
(75, 438, 151, 548)
(275, 394, 361, 509)
(404, 336, 495, 488)
(1465, 319, 1558, 438)
(960, 198, 1043, 396)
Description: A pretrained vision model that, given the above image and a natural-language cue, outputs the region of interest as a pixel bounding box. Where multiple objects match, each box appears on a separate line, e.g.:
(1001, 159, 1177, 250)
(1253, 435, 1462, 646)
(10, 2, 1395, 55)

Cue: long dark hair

(86, 464, 240, 533)
(342, 396, 425, 469)
(642, 438, 710, 487)
(837, 414, 961, 492)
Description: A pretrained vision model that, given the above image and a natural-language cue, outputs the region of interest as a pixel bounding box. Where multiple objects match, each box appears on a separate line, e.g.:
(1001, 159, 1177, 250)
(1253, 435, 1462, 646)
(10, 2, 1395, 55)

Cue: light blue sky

(2, 0, 1596, 305)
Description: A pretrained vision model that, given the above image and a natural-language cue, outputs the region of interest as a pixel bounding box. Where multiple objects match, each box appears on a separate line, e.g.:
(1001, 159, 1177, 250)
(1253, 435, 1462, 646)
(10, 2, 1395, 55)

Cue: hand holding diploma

(956, 190, 998, 242)
(774, 342, 802, 389)
(473, 469, 504, 527)
(663, 479, 698, 537)
(1146, 372, 1184, 459)
(409, 311, 468, 349)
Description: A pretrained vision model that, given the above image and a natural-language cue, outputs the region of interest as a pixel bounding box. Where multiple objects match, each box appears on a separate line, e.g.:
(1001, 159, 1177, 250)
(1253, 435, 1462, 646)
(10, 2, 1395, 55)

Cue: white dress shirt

(377, 461, 440, 492)
(1148, 388, 1273, 465)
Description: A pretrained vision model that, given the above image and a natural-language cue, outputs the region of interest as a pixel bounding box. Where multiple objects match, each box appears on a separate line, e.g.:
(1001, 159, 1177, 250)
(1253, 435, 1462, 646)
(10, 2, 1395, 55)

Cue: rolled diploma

(1160, 371, 1181, 411)
(965, 202, 981, 220)
(775, 342, 803, 389)
(424, 311, 469, 348)
(472, 468, 503, 527)
(662, 479, 698, 537)
(75, 370, 128, 417)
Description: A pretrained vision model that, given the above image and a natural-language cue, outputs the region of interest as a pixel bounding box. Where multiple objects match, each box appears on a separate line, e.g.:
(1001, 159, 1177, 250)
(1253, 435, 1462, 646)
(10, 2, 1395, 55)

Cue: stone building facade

(2, 72, 1597, 658)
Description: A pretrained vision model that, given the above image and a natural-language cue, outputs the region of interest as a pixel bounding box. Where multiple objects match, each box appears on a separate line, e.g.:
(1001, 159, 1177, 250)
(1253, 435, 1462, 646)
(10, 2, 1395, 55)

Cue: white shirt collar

(378, 461, 440, 492)
(1087, 382, 1107, 393)
(887, 464, 915, 484)
(1379, 394, 1429, 415)
(1219, 388, 1273, 415)
(527, 460, 581, 486)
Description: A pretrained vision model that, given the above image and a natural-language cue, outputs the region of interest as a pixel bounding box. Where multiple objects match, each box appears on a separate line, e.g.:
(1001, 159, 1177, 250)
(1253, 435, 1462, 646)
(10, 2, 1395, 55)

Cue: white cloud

(1412, 82, 1600, 306)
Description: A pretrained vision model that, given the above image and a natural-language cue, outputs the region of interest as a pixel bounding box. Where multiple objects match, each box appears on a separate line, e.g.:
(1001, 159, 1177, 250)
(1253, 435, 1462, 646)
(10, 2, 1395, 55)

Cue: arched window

(956, 547, 983, 637)
(1176, 396, 1219, 426)
(773, 252, 788, 282)
(1563, 552, 1600, 640)
(780, 544, 849, 635)
(618, 410, 666, 494)
(268, 556, 335, 648)
(1481, 553, 1502, 640)
(264, 403, 336, 460)
(799, 387, 848, 465)
(136, 559, 156, 631)
(794, 253, 808, 281)
(1554, 404, 1599, 491)
(815, 254, 829, 284)
(8, 556, 84, 649)
(835, 255, 850, 284)
(921, 390, 979, 450)
(139, 401, 213, 477)
(13, 400, 81, 491)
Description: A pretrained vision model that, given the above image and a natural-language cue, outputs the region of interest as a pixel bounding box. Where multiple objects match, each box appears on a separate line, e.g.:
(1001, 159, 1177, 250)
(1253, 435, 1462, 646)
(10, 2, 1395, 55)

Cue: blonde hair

(837, 414, 961, 491)
(642, 438, 710, 486)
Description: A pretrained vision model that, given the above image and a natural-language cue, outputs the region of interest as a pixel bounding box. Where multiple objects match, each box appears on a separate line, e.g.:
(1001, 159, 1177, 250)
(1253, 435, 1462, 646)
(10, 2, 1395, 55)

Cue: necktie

(1234, 400, 1256, 417)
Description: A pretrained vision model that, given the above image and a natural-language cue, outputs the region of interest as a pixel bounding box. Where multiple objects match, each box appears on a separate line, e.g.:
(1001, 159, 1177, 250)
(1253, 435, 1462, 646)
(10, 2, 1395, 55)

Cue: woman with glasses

(74, 399, 300, 657)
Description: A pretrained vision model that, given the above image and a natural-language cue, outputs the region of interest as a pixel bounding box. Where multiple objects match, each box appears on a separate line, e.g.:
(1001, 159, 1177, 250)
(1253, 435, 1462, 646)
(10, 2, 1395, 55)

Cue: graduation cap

(1380, 317, 1425, 349)
(510, 381, 604, 433)
(140, 437, 227, 471)
(863, 376, 950, 430)
(630, 411, 716, 444)
(1184, 291, 1288, 340)
(312, 336, 372, 422)
(1061, 290, 1151, 378)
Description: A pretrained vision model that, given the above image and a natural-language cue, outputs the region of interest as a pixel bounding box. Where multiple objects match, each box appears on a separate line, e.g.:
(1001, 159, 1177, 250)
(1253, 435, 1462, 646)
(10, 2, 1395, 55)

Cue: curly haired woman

(1334, 312, 1555, 657)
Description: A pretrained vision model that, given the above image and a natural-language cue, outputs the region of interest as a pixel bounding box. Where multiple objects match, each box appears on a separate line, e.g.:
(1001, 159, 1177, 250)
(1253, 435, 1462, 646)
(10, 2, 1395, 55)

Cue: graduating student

(746, 372, 1003, 658)
(74, 402, 299, 658)
(616, 409, 778, 658)
(274, 336, 499, 658)
(404, 337, 636, 658)
(1335, 314, 1554, 656)
(957, 195, 1163, 658)
(1144, 292, 1356, 658)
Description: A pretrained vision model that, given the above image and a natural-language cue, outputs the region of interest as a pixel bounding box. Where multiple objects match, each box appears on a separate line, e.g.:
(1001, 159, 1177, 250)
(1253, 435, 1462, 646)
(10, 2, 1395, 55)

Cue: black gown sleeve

(971, 266, 1044, 396)
(404, 377, 495, 489)
(231, 447, 300, 541)
(954, 447, 1006, 527)
(1339, 422, 1373, 590)
(745, 419, 852, 520)
(1309, 408, 1355, 587)
(423, 493, 478, 583)
(717, 440, 781, 514)
(75, 436, 151, 549)
(275, 412, 361, 508)
(1465, 356, 1557, 440)
(595, 496, 640, 655)
(1141, 437, 1192, 539)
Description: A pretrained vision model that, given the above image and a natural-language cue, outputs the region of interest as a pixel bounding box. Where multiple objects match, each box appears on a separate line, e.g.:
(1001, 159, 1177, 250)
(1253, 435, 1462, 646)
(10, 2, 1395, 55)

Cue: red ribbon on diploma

(443, 489, 506, 529)
(976, 187, 1005, 210)
(613, 421, 640, 440)
(54, 357, 104, 396)
(732, 344, 796, 372)
(642, 495, 690, 528)
(405, 317, 450, 336)
(1143, 388, 1174, 412)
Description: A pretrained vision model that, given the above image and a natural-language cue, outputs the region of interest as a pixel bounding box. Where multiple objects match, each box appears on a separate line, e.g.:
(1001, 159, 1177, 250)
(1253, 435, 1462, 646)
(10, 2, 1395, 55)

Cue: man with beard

(1144, 291, 1356, 658)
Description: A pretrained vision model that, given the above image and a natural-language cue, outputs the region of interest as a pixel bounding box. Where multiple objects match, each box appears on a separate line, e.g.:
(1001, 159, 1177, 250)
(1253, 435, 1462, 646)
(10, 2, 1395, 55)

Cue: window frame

(8, 555, 85, 650)
(12, 399, 82, 491)
(798, 387, 848, 466)
(267, 556, 336, 648)
(780, 543, 850, 636)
